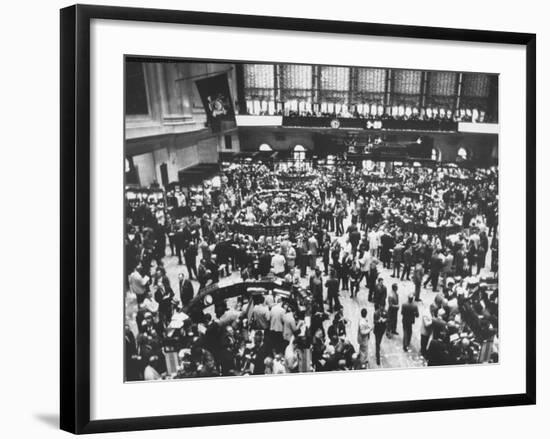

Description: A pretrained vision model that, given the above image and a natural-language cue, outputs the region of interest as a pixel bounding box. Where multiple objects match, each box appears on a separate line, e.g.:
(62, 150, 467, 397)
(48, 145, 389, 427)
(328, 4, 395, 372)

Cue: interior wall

(217, 133, 241, 153)
(126, 61, 237, 140)
(131, 140, 216, 187)
(197, 137, 220, 163)
(132, 152, 156, 187)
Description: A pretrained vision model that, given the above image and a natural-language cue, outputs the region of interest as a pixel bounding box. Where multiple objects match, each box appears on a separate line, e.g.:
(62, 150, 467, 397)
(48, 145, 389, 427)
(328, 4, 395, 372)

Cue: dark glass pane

(125, 62, 148, 115)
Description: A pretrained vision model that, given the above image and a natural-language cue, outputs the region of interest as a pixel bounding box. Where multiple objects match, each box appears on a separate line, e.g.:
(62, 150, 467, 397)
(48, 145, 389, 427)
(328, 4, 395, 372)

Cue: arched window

(293, 144, 306, 161)
(457, 147, 469, 160)
(431, 148, 441, 161)
(259, 143, 273, 152)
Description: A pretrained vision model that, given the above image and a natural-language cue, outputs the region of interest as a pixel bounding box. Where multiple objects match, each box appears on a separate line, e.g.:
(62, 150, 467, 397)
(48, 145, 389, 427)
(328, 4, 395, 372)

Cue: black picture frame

(60, 4, 536, 434)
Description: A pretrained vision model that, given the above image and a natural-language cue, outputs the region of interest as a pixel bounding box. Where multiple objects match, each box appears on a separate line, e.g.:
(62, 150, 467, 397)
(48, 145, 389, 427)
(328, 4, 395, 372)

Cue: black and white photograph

(124, 59, 500, 381)
(0, 0, 543, 435)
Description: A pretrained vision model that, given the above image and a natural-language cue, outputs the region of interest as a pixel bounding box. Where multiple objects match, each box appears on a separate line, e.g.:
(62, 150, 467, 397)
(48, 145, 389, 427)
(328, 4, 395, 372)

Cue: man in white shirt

(269, 297, 286, 354)
(368, 229, 380, 258)
(271, 249, 286, 277)
(250, 296, 270, 330)
(284, 337, 300, 373)
(128, 264, 149, 303)
(307, 234, 319, 270)
(141, 291, 159, 314)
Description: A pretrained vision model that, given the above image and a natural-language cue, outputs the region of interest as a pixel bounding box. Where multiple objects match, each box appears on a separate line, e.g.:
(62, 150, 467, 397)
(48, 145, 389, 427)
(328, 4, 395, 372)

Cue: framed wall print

(60, 4, 536, 434)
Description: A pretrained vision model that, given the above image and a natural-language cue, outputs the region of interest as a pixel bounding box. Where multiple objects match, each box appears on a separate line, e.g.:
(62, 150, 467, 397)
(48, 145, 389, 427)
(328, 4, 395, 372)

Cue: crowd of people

(125, 160, 499, 381)
(246, 104, 496, 124)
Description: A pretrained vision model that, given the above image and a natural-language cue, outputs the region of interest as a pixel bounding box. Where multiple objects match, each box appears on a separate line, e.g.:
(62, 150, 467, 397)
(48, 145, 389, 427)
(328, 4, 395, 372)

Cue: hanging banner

(194, 73, 236, 132)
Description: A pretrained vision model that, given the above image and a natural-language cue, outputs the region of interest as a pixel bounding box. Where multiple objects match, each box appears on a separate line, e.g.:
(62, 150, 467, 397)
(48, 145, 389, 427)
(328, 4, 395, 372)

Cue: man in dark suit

(373, 307, 388, 365)
(426, 330, 450, 366)
(401, 246, 413, 280)
(197, 259, 209, 290)
(366, 262, 379, 302)
(258, 247, 272, 277)
(424, 250, 442, 292)
(174, 226, 187, 265)
(124, 324, 142, 381)
(373, 277, 387, 310)
(246, 330, 270, 375)
(349, 226, 361, 258)
(178, 273, 194, 307)
(380, 231, 395, 269)
(401, 293, 419, 352)
(325, 269, 341, 313)
(392, 241, 404, 278)
(184, 241, 198, 280)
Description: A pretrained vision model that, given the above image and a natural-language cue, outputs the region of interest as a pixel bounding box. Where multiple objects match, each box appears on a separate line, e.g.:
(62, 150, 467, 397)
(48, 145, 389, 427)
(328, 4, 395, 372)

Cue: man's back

(270, 304, 285, 332)
(326, 277, 339, 295)
(308, 237, 318, 254)
(252, 304, 270, 329)
(393, 244, 403, 261)
(283, 312, 297, 340)
(413, 265, 424, 281)
(388, 291, 399, 308)
(180, 279, 194, 303)
(129, 271, 147, 296)
(272, 254, 286, 273)
(401, 302, 419, 325)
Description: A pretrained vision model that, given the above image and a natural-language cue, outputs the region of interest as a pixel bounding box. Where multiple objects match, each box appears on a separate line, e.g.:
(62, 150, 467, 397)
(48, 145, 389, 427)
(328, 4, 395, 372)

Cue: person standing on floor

(271, 249, 286, 278)
(424, 249, 442, 292)
(307, 233, 319, 272)
(349, 259, 361, 299)
(387, 283, 400, 337)
(309, 267, 324, 310)
(178, 272, 194, 307)
(401, 293, 419, 352)
(412, 262, 425, 302)
(368, 227, 380, 258)
(269, 297, 286, 354)
(184, 240, 198, 280)
(297, 236, 308, 278)
(357, 308, 372, 368)
(373, 277, 387, 311)
(366, 260, 379, 302)
(401, 245, 413, 281)
(325, 269, 341, 313)
(340, 252, 351, 292)
(392, 240, 404, 278)
(373, 307, 388, 365)
(420, 305, 433, 357)
(129, 263, 149, 304)
(321, 237, 331, 275)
